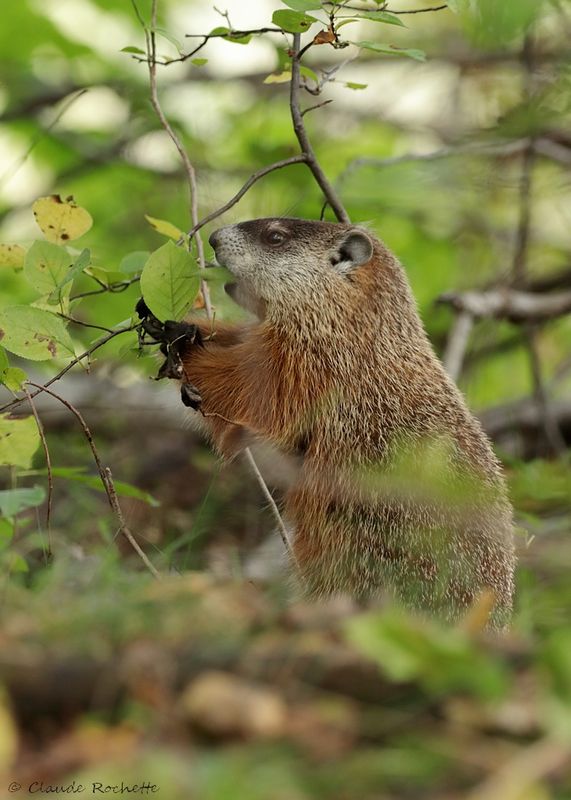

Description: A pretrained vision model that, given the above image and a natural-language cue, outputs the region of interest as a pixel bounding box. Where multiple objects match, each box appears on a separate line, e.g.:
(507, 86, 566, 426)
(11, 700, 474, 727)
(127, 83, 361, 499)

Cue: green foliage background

(1, 0, 571, 797)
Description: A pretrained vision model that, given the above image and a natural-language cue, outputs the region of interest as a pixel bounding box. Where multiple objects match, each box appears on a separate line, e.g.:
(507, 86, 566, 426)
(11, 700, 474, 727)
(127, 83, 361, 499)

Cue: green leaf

(272, 9, 317, 33)
(198, 266, 234, 283)
(446, 0, 459, 11)
(85, 266, 127, 286)
(0, 517, 14, 551)
(353, 11, 405, 26)
(120, 251, 150, 274)
(345, 82, 368, 90)
(191, 58, 208, 66)
(0, 415, 40, 469)
(140, 241, 200, 322)
(24, 241, 73, 295)
(145, 215, 185, 240)
(0, 347, 8, 374)
(355, 41, 426, 61)
(1, 367, 27, 393)
(121, 45, 146, 54)
(152, 26, 184, 54)
(264, 70, 292, 84)
(0, 305, 75, 361)
(44, 467, 160, 507)
(282, 0, 322, 11)
(7, 553, 29, 573)
(0, 243, 26, 269)
(208, 27, 252, 44)
(0, 486, 45, 518)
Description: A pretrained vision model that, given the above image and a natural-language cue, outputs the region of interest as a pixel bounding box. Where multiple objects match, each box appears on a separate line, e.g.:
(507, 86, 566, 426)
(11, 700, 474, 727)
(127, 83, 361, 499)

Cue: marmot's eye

(265, 230, 286, 246)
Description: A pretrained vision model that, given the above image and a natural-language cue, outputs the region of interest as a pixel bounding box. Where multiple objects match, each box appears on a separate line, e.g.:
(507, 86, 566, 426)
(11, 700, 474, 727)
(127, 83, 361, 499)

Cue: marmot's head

(209, 218, 375, 317)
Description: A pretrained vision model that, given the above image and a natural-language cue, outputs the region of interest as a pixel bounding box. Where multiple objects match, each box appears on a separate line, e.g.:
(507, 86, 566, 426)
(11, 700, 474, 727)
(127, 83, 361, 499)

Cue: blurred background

(1, 1, 571, 797)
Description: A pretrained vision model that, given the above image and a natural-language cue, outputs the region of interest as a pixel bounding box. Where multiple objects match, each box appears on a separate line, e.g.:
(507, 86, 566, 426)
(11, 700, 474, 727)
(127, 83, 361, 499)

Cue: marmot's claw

(135, 299, 203, 385)
(181, 382, 202, 410)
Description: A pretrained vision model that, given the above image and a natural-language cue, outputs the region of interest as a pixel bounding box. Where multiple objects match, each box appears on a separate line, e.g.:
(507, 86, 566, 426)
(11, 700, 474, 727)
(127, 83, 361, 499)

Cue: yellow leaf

(263, 71, 292, 84)
(145, 215, 184, 240)
(0, 244, 26, 270)
(32, 195, 93, 244)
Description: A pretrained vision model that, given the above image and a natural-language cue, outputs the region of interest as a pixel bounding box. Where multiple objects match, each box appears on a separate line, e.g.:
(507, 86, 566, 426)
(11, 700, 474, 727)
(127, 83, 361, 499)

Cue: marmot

(163, 218, 515, 627)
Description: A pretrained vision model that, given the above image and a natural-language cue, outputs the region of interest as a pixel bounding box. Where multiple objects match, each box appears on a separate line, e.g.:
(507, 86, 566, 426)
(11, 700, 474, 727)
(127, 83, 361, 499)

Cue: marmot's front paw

(136, 299, 203, 383)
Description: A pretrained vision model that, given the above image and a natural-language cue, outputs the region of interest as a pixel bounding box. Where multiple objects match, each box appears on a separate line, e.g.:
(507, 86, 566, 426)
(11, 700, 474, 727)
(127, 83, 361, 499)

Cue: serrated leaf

(354, 11, 405, 26)
(1, 367, 27, 393)
(32, 195, 93, 243)
(264, 70, 292, 84)
(345, 81, 368, 90)
(282, 0, 321, 10)
(140, 241, 200, 322)
(121, 45, 146, 54)
(0, 415, 40, 469)
(0, 306, 75, 361)
(355, 41, 426, 61)
(0, 244, 26, 270)
(272, 9, 317, 32)
(24, 241, 73, 295)
(145, 215, 185, 240)
(120, 251, 150, 274)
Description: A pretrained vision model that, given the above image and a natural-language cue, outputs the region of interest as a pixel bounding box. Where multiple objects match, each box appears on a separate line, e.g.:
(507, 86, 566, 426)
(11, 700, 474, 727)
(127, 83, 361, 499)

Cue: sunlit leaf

(264, 70, 292, 84)
(0, 244, 26, 270)
(272, 10, 317, 33)
(145, 215, 185, 240)
(0, 306, 75, 361)
(0, 414, 40, 469)
(32, 195, 93, 244)
(0, 367, 27, 393)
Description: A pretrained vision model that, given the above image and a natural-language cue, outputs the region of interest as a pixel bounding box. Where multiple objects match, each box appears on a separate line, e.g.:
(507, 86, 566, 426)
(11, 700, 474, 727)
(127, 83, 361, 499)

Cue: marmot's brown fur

(180, 218, 515, 628)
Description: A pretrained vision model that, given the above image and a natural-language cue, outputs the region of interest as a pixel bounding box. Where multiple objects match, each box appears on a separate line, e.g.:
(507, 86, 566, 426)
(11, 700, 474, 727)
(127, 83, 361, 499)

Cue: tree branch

(187, 155, 308, 238)
(26, 382, 160, 579)
(438, 287, 571, 323)
(291, 32, 350, 223)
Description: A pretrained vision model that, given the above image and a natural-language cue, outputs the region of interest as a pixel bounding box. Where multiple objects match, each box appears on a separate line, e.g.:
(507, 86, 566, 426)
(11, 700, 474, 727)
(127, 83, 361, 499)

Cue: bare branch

(438, 287, 571, 323)
(442, 311, 474, 382)
(26, 382, 160, 579)
(188, 155, 308, 237)
(0, 325, 137, 416)
(143, 0, 213, 316)
(291, 32, 350, 223)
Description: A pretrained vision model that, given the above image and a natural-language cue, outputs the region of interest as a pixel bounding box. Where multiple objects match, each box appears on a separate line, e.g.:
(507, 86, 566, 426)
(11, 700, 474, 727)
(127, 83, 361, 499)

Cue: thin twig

(291, 32, 350, 223)
(187, 155, 308, 238)
(0, 325, 136, 416)
(322, 2, 448, 12)
(26, 382, 160, 579)
(23, 386, 53, 562)
(143, 0, 213, 317)
(442, 310, 474, 382)
(243, 449, 300, 571)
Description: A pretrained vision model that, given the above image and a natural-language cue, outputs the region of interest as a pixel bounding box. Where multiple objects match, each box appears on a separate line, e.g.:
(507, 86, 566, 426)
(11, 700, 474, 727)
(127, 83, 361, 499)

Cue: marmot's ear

(331, 230, 373, 273)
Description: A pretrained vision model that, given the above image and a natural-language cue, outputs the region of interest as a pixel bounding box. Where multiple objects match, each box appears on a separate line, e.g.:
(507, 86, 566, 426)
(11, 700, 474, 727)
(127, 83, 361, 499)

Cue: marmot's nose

(209, 229, 221, 249)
